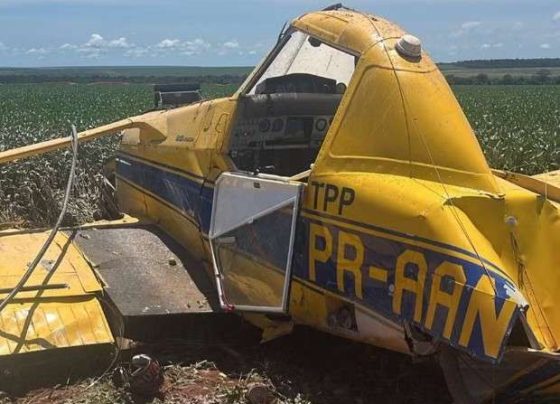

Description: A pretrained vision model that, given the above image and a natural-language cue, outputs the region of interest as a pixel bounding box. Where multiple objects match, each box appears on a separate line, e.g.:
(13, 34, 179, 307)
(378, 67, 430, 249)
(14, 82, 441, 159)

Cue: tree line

(1, 70, 559, 86)
(0, 74, 247, 85)
(445, 69, 560, 85)
(442, 58, 560, 69)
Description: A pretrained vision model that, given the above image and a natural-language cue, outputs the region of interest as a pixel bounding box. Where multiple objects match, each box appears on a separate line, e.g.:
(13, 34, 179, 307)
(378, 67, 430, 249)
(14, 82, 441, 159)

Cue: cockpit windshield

(248, 30, 356, 95)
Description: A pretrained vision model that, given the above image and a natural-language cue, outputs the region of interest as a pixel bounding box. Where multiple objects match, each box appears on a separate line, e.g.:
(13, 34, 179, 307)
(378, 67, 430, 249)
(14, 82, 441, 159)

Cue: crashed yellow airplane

(1, 4, 560, 402)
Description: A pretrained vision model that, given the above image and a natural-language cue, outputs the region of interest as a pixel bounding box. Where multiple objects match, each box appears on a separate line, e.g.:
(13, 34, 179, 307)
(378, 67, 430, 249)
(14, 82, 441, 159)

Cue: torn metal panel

(70, 225, 220, 316)
(0, 231, 113, 356)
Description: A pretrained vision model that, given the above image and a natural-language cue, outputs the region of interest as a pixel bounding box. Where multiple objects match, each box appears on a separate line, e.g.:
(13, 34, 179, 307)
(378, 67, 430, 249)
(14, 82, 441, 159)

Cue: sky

(0, 0, 558, 67)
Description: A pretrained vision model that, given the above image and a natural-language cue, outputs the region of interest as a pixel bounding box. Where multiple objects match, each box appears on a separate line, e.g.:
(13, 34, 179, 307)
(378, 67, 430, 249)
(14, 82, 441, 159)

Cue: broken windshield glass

(248, 30, 356, 95)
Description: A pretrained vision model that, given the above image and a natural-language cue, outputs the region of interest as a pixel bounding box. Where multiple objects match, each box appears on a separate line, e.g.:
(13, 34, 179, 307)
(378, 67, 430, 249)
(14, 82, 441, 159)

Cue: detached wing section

(533, 170, 560, 189)
(0, 230, 113, 356)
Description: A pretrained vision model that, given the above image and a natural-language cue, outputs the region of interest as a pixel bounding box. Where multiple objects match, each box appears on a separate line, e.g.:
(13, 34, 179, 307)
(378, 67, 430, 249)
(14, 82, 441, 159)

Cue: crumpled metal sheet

(0, 299, 113, 355)
(0, 230, 113, 356)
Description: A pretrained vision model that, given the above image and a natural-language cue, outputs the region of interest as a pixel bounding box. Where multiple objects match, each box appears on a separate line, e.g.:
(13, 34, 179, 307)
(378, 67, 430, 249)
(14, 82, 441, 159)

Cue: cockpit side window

(248, 30, 356, 95)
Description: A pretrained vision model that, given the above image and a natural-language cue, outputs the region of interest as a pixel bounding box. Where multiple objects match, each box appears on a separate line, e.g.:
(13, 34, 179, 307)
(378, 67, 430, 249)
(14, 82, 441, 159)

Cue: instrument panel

(231, 115, 333, 150)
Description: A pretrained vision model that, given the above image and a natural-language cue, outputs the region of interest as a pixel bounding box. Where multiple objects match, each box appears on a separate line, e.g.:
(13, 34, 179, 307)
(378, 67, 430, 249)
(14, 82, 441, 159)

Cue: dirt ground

(1, 324, 452, 404)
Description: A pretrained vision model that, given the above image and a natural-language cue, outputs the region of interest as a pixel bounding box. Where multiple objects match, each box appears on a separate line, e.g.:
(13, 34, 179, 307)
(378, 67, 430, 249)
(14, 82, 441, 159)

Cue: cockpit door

(209, 172, 303, 313)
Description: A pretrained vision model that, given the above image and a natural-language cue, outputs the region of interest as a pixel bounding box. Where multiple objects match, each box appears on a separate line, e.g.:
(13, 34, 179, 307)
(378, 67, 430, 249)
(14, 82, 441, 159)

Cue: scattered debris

(246, 383, 277, 404)
(112, 354, 164, 397)
(3, 328, 450, 403)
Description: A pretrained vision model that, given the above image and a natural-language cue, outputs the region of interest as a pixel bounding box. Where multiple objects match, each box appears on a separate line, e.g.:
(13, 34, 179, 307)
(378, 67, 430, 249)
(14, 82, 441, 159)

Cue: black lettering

(324, 184, 339, 211)
(339, 187, 356, 215)
(311, 181, 324, 210)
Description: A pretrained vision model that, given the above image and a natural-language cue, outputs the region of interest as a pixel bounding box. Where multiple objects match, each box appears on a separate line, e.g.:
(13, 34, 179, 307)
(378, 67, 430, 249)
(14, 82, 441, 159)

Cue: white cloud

(81, 33, 131, 49)
(481, 42, 503, 49)
(83, 52, 101, 59)
(56, 33, 134, 59)
(85, 33, 104, 48)
(451, 21, 482, 38)
(186, 38, 211, 52)
(154, 38, 210, 55)
(156, 38, 180, 48)
(461, 21, 481, 30)
(540, 43, 551, 49)
(0, 41, 7, 51)
(125, 47, 150, 58)
(554, 11, 560, 21)
(108, 37, 131, 48)
(26, 47, 48, 55)
(223, 40, 239, 49)
(76, 47, 101, 59)
(14, 34, 252, 61)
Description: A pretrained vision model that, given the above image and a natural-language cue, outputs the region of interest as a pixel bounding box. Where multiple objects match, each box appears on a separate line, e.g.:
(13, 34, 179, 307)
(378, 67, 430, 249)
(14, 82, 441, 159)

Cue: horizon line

(1, 57, 559, 70)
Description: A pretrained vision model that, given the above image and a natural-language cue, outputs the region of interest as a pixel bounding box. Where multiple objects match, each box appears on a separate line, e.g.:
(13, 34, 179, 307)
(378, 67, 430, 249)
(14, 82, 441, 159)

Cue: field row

(0, 83, 558, 226)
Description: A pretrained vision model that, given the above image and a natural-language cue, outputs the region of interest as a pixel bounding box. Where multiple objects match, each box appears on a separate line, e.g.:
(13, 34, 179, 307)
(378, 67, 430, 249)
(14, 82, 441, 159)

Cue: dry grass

(0, 328, 450, 404)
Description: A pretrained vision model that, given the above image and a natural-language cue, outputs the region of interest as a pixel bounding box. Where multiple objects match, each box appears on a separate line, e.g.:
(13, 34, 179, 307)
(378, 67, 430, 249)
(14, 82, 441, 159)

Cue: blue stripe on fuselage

(116, 153, 212, 232)
(116, 153, 519, 363)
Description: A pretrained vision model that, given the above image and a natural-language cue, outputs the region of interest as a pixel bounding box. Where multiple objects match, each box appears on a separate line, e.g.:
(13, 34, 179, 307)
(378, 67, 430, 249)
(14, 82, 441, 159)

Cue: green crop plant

(1, 83, 558, 227)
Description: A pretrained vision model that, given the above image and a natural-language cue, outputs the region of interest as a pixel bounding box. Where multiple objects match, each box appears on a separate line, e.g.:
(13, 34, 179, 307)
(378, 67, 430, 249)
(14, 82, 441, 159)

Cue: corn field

(0, 83, 558, 227)
(456, 85, 560, 174)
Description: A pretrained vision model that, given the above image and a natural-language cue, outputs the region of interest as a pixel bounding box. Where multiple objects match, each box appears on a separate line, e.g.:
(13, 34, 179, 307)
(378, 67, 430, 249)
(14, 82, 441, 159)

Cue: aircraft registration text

(293, 217, 521, 363)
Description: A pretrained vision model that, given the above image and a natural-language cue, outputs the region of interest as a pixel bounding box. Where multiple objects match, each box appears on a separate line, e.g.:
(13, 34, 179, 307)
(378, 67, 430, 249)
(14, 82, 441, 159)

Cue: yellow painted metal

(95, 8, 560, 360)
(0, 299, 112, 355)
(0, 231, 113, 355)
(117, 97, 238, 262)
(0, 214, 139, 238)
(534, 170, 560, 189)
(296, 13, 499, 193)
(494, 169, 560, 203)
(291, 9, 560, 357)
(0, 119, 132, 165)
(297, 167, 560, 353)
(0, 111, 174, 166)
(0, 7, 559, 396)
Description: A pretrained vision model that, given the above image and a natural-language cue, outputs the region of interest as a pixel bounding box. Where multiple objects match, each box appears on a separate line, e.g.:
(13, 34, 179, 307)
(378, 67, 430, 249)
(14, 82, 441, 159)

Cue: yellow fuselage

(113, 10, 560, 370)
(1, 6, 560, 400)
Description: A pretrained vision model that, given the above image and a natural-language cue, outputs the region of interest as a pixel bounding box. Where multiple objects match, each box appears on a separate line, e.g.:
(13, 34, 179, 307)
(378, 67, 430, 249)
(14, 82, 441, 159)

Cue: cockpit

(229, 30, 357, 177)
